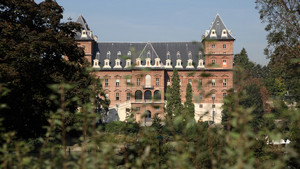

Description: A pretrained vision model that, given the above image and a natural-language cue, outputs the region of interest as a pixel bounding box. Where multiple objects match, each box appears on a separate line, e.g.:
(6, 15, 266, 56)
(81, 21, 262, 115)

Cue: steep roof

(203, 14, 235, 40)
(74, 15, 94, 41)
(93, 42, 203, 69)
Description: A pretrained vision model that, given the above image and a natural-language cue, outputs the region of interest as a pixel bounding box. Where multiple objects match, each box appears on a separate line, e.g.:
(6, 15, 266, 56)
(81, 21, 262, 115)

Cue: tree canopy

(0, 0, 98, 138)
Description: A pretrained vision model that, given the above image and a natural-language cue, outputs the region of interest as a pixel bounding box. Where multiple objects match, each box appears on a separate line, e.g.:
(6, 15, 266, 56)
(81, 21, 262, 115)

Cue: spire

(203, 14, 235, 40)
(76, 15, 90, 31)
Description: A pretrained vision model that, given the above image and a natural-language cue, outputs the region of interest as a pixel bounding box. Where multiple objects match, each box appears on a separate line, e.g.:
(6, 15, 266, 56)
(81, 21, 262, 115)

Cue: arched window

(145, 74, 151, 87)
(135, 90, 142, 101)
(154, 90, 161, 101)
(144, 110, 151, 122)
(144, 90, 152, 102)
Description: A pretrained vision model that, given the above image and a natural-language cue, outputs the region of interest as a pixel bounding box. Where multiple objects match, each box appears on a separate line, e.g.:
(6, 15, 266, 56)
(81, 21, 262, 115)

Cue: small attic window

(106, 51, 111, 59)
(147, 50, 151, 58)
(117, 51, 121, 56)
(127, 51, 131, 56)
(167, 51, 170, 59)
(212, 30, 215, 34)
(176, 51, 180, 59)
(188, 51, 192, 59)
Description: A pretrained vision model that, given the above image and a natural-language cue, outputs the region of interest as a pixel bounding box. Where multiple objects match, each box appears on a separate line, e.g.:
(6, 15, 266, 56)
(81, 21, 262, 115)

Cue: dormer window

(106, 51, 111, 59)
(147, 50, 151, 58)
(167, 51, 170, 59)
(221, 29, 228, 37)
(125, 59, 131, 68)
(117, 51, 121, 56)
(210, 29, 217, 37)
(155, 58, 161, 67)
(114, 58, 122, 69)
(93, 52, 100, 68)
(127, 51, 131, 56)
(188, 51, 192, 59)
(175, 58, 183, 69)
(145, 58, 151, 67)
(187, 58, 194, 69)
(176, 51, 180, 59)
(136, 58, 141, 67)
(197, 59, 204, 69)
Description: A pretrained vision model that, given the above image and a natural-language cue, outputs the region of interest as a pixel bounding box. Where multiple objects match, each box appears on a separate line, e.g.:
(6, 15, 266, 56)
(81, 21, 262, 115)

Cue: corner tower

(202, 14, 235, 69)
(75, 15, 97, 63)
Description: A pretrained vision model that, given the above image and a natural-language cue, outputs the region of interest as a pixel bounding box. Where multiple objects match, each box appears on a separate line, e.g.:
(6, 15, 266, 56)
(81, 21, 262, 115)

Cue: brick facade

(75, 14, 234, 124)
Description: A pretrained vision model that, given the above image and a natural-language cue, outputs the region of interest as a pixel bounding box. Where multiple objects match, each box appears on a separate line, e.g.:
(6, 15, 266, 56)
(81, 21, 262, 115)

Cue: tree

(0, 0, 102, 139)
(184, 83, 194, 121)
(256, 0, 300, 102)
(165, 69, 182, 119)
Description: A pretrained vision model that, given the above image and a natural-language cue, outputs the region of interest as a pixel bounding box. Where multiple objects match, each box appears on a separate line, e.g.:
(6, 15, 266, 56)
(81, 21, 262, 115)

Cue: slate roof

(93, 42, 203, 69)
(74, 15, 94, 41)
(204, 14, 235, 40)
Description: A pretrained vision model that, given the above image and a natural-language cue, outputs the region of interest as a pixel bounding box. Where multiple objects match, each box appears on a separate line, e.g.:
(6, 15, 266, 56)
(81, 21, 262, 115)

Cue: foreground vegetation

(0, 0, 299, 168)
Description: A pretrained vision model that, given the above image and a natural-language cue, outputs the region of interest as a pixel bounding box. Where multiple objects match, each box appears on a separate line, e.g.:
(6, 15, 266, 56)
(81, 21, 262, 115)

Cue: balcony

(143, 85, 154, 89)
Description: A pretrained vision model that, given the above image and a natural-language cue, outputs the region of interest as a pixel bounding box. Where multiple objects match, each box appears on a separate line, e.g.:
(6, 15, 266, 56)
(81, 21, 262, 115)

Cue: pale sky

(48, 0, 269, 65)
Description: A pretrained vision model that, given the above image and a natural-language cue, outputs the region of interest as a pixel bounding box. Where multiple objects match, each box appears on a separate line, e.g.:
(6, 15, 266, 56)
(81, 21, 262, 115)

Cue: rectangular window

(116, 93, 119, 100)
(200, 94, 203, 100)
(223, 93, 227, 97)
(136, 107, 140, 111)
(188, 79, 192, 85)
(199, 104, 203, 108)
(105, 79, 109, 87)
(199, 79, 202, 86)
(223, 44, 226, 48)
(155, 106, 160, 111)
(156, 78, 159, 86)
(212, 44, 215, 48)
(223, 79, 227, 87)
(126, 93, 130, 101)
(137, 78, 140, 86)
(212, 60, 215, 64)
(126, 79, 131, 86)
(167, 79, 170, 86)
(212, 94, 215, 100)
(223, 60, 227, 65)
(212, 104, 215, 108)
(116, 79, 119, 86)
(212, 79, 215, 86)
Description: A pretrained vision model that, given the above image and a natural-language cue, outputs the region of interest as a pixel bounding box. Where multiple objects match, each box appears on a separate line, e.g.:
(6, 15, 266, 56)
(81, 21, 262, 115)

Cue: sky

(49, 0, 269, 65)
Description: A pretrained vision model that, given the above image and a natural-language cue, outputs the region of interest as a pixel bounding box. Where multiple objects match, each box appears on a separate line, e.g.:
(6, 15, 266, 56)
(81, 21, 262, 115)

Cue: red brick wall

(204, 40, 234, 69)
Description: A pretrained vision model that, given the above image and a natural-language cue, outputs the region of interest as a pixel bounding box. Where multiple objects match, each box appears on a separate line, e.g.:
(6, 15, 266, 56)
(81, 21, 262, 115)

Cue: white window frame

(223, 79, 227, 87)
(116, 79, 120, 87)
(116, 93, 119, 100)
(105, 79, 109, 86)
(212, 79, 215, 86)
(126, 79, 131, 86)
(126, 93, 130, 101)
(156, 78, 159, 86)
(137, 78, 141, 86)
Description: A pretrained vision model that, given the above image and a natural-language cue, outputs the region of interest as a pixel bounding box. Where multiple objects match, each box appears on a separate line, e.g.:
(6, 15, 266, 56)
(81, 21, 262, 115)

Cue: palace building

(74, 14, 234, 124)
